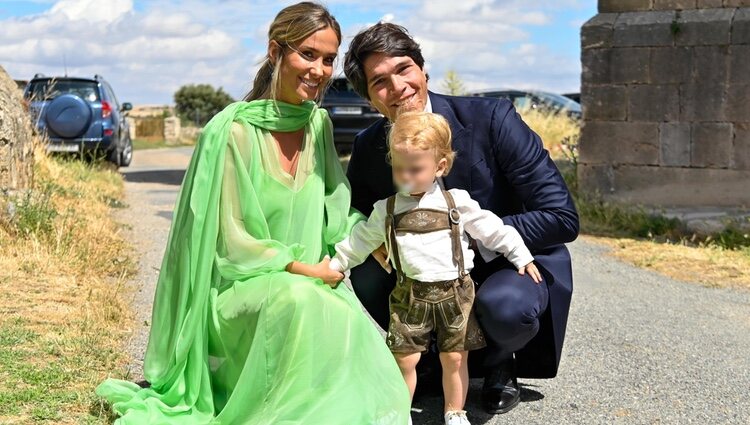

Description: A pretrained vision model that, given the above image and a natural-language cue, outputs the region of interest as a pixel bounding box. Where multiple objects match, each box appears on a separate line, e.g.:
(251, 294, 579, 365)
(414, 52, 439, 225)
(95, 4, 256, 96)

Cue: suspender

(385, 189, 466, 283)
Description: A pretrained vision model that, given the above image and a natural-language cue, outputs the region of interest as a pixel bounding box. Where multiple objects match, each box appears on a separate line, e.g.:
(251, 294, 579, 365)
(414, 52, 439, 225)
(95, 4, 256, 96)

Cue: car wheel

(120, 137, 133, 167)
(107, 143, 122, 167)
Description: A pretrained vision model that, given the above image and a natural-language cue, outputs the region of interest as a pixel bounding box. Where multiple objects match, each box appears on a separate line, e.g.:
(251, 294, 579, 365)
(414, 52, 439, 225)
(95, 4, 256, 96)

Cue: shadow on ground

(124, 169, 186, 186)
(411, 380, 545, 424)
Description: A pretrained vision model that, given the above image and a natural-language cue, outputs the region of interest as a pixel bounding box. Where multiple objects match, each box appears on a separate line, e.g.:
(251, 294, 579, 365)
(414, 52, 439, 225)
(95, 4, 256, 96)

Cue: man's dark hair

(344, 22, 425, 100)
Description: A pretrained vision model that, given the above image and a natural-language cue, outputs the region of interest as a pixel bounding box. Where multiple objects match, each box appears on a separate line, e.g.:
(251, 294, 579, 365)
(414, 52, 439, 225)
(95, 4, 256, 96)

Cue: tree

(441, 70, 466, 96)
(173, 84, 235, 127)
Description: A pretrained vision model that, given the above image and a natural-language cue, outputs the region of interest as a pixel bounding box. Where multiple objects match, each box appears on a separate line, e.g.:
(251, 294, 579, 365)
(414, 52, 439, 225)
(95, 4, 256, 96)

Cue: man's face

(362, 52, 429, 121)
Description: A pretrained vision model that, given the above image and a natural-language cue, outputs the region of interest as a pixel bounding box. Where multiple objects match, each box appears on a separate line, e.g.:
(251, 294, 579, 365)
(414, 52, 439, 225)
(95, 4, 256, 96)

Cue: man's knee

(474, 270, 548, 342)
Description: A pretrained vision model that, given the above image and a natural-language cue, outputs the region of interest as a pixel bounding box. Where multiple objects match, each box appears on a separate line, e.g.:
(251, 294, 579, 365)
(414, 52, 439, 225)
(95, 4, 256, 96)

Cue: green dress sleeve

(318, 112, 366, 256)
(214, 122, 305, 282)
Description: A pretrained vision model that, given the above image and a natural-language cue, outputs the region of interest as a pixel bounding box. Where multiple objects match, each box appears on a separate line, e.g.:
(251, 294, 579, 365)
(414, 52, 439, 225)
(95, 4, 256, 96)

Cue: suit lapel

(429, 92, 472, 191)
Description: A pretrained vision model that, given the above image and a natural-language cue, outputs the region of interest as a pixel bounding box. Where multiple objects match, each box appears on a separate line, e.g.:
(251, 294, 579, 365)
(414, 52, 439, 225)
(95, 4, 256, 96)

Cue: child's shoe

(444, 410, 470, 425)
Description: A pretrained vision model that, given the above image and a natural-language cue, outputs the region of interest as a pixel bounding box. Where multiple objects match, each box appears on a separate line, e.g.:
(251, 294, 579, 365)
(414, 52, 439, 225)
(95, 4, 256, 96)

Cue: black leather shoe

(481, 365, 520, 414)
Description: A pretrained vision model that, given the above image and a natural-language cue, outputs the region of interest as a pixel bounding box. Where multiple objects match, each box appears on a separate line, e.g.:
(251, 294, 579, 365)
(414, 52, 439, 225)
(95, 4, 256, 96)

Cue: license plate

(47, 144, 80, 153)
(332, 106, 362, 115)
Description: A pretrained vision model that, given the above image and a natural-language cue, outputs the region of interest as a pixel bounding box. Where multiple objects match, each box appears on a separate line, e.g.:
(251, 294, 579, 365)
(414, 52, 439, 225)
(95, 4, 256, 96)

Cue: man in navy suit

(343, 23, 579, 415)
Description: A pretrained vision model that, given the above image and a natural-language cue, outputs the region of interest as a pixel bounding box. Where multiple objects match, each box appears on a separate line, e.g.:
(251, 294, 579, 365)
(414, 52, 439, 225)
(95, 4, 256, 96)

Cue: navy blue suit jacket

(346, 92, 579, 378)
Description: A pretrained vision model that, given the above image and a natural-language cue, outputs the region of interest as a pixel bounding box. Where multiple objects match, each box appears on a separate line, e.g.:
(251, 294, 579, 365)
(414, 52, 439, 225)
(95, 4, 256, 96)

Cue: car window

(103, 83, 120, 108)
(534, 92, 581, 112)
(325, 79, 360, 98)
(513, 96, 532, 110)
(26, 80, 100, 102)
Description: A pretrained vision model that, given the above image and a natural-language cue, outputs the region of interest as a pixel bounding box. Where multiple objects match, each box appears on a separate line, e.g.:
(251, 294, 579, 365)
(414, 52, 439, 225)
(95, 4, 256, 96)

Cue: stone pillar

(126, 117, 137, 140)
(580, 0, 750, 208)
(163, 116, 181, 144)
(0, 66, 34, 193)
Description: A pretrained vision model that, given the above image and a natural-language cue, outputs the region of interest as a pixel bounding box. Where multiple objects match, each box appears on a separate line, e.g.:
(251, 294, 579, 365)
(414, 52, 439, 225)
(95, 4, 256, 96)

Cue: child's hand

(518, 262, 542, 284)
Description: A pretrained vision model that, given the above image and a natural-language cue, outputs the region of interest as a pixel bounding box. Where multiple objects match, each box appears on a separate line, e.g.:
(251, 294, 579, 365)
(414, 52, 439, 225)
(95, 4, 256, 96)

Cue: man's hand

(518, 262, 543, 284)
(371, 243, 392, 273)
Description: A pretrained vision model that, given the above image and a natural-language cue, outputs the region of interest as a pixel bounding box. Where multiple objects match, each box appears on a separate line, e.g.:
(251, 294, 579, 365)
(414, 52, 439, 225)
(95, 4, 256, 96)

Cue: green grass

(1, 150, 133, 423)
(0, 318, 120, 423)
(555, 158, 750, 251)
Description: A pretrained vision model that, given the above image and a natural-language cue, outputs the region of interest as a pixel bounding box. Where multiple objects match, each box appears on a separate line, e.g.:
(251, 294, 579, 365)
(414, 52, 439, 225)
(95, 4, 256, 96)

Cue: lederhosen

(383, 189, 486, 353)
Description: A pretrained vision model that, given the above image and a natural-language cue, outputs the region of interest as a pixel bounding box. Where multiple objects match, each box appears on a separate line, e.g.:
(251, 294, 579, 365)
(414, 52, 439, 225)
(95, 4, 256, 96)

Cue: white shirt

(425, 93, 500, 264)
(330, 181, 534, 282)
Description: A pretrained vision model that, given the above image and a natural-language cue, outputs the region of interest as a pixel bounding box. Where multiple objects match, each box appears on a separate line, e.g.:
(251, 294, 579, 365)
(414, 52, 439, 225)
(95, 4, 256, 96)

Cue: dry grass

(583, 235, 750, 289)
(0, 147, 135, 423)
(517, 106, 580, 162)
(519, 108, 750, 290)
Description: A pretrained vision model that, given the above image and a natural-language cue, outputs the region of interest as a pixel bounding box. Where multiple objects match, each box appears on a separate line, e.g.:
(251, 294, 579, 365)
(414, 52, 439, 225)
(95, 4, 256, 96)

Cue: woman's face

(271, 27, 339, 105)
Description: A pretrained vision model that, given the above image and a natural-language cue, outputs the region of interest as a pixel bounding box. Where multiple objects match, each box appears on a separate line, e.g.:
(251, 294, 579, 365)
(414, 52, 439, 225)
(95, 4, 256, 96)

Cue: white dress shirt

(330, 181, 534, 282)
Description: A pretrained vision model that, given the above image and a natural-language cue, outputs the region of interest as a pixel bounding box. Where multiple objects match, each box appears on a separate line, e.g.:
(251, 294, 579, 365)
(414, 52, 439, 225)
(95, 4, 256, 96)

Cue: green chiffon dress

(95, 100, 411, 424)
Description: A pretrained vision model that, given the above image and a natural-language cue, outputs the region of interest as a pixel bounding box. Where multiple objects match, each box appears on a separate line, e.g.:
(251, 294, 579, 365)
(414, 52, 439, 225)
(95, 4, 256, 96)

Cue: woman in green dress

(95, 3, 411, 424)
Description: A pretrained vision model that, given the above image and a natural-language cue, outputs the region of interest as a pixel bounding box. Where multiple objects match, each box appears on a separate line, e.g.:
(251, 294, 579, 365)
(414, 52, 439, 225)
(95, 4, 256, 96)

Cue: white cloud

(0, 0, 246, 104)
(0, 0, 590, 104)
(381, 0, 585, 95)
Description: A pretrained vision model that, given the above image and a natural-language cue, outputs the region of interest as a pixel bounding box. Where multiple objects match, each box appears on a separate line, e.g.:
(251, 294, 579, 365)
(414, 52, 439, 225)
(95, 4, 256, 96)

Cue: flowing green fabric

(96, 100, 411, 424)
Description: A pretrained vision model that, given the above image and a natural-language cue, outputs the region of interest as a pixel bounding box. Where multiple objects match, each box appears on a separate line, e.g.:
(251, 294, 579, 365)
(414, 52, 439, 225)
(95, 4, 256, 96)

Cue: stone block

(696, 0, 723, 7)
(581, 85, 628, 120)
(599, 0, 654, 13)
(650, 46, 693, 84)
(660, 122, 692, 165)
(580, 121, 660, 165)
(692, 45, 729, 82)
(727, 83, 750, 122)
(691, 122, 733, 167)
(613, 11, 676, 46)
(680, 82, 728, 121)
(729, 45, 750, 84)
(582, 13, 618, 49)
(732, 8, 750, 44)
(605, 165, 750, 207)
(734, 123, 750, 170)
(653, 0, 697, 9)
(674, 8, 734, 45)
(723, 0, 750, 6)
(582, 47, 651, 84)
(577, 163, 615, 195)
(629, 84, 680, 121)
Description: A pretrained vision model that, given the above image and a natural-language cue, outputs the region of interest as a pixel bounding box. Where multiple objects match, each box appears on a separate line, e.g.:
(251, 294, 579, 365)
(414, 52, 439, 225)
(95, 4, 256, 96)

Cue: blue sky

(0, 0, 597, 104)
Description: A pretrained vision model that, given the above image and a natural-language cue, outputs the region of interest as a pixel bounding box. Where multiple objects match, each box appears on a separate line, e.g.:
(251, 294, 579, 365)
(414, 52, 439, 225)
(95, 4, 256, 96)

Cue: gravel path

(117, 148, 750, 424)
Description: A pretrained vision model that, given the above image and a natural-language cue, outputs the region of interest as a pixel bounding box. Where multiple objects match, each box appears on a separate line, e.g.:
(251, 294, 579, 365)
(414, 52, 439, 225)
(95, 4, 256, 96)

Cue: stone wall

(0, 66, 34, 193)
(579, 0, 750, 208)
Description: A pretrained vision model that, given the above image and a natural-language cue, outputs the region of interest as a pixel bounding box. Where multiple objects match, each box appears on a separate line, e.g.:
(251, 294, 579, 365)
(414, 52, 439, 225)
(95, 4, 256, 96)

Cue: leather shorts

(386, 274, 486, 353)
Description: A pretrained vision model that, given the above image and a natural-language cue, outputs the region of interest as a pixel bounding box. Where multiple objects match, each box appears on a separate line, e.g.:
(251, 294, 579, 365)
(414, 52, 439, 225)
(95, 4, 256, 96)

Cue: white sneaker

(444, 410, 470, 425)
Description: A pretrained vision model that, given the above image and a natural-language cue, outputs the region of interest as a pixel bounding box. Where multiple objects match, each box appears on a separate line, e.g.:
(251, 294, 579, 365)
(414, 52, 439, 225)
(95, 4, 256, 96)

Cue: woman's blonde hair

(244, 2, 341, 102)
(388, 111, 456, 174)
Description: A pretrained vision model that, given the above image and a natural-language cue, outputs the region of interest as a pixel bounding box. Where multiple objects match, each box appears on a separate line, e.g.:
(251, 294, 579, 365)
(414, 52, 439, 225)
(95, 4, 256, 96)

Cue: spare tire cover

(45, 94, 92, 138)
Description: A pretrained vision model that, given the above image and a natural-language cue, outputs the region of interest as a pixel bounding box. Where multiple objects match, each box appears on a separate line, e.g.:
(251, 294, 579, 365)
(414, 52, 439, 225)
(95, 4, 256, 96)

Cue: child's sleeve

(452, 189, 535, 270)
(329, 199, 388, 272)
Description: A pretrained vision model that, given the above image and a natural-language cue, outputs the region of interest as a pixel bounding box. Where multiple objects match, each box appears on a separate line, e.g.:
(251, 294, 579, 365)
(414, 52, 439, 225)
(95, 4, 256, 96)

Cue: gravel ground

(118, 148, 750, 424)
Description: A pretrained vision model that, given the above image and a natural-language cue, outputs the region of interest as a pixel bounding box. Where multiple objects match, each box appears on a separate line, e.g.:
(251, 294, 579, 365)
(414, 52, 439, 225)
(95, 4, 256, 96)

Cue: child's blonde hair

(388, 111, 456, 174)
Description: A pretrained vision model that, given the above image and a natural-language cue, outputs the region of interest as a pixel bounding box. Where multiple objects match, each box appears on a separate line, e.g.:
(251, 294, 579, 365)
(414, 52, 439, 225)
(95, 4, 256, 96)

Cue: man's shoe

(481, 366, 520, 414)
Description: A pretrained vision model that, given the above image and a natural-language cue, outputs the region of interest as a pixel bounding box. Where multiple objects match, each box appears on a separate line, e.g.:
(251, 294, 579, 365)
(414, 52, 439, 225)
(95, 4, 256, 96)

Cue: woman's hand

(286, 257, 344, 288)
(518, 261, 543, 284)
